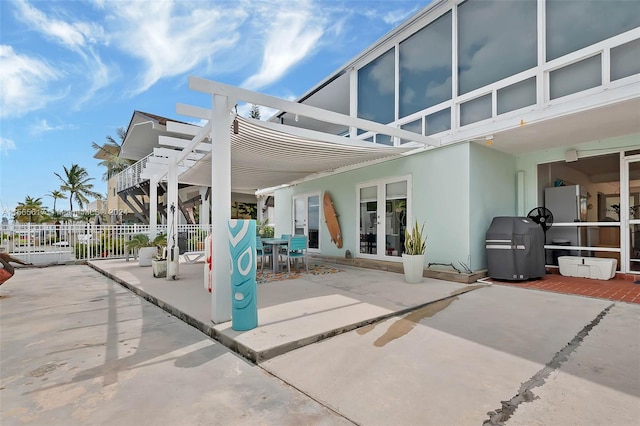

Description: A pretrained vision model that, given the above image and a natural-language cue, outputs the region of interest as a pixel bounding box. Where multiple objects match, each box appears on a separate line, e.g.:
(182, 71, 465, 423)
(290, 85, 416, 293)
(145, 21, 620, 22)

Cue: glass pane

(376, 134, 393, 146)
(545, 225, 621, 267)
(458, 0, 537, 95)
(399, 11, 452, 118)
(426, 108, 451, 135)
(631, 161, 640, 221)
(385, 198, 407, 258)
(294, 197, 305, 235)
(631, 224, 640, 272)
(400, 118, 422, 144)
(546, 0, 640, 61)
(360, 186, 378, 255)
(460, 94, 492, 126)
(611, 39, 640, 82)
(308, 195, 319, 249)
(358, 48, 395, 124)
(497, 77, 536, 115)
(386, 181, 407, 198)
(550, 55, 602, 100)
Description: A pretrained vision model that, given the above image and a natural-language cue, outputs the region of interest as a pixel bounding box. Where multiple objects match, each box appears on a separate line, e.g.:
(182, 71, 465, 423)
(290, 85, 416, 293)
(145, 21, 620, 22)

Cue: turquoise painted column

(228, 219, 257, 331)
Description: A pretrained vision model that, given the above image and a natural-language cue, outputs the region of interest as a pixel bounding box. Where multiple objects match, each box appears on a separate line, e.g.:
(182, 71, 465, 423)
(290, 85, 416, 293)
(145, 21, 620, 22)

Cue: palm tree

(55, 164, 101, 213)
(46, 189, 67, 214)
(92, 128, 134, 181)
(14, 196, 44, 223)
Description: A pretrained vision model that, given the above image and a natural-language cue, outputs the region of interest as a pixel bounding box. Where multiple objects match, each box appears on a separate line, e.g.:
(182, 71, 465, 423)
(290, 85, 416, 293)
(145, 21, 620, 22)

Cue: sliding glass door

(623, 156, 640, 272)
(293, 193, 320, 250)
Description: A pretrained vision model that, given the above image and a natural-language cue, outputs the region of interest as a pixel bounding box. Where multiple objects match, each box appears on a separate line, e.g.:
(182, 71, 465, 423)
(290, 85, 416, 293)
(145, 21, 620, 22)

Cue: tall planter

(403, 220, 427, 284)
(402, 254, 425, 283)
(138, 247, 156, 267)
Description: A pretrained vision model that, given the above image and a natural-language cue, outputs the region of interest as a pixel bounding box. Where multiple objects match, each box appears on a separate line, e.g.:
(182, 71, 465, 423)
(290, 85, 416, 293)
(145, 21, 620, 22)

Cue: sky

(0, 0, 431, 218)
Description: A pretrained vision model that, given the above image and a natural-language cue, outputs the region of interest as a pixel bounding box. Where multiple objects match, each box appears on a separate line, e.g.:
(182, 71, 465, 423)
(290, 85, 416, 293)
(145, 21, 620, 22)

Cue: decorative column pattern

(228, 219, 257, 331)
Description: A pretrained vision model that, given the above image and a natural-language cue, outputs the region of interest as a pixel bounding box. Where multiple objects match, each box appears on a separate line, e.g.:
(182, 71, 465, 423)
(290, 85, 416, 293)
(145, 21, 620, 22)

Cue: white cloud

(29, 119, 71, 135)
(15, 0, 107, 52)
(102, 1, 248, 94)
(14, 0, 112, 107)
(0, 137, 17, 155)
(242, 2, 325, 90)
(0, 45, 64, 118)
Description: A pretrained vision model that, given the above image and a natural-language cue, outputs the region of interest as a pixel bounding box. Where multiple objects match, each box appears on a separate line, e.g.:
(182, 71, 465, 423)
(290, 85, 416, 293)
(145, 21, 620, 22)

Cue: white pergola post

(211, 94, 232, 323)
(199, 187, 209, 226)
(166, 156, 180, 280)
(149, 176, 159, 239)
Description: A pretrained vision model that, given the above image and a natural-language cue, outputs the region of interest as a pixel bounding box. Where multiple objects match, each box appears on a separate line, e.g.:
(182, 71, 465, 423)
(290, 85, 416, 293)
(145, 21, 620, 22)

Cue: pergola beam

(188, 76, 440, 147)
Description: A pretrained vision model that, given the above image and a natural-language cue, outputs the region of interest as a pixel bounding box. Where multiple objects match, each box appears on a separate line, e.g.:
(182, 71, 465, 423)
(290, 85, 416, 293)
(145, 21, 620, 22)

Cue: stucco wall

(274, 143, 473, 268)
(469, 143, 517, 271)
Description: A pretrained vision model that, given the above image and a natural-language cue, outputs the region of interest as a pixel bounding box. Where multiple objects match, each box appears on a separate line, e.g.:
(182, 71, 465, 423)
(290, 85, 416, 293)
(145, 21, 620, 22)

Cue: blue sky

(0, 0, 430, 217)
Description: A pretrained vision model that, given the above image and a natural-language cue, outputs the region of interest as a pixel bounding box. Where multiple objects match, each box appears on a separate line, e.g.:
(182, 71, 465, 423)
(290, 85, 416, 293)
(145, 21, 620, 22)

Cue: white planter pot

(152, 258, 167, 278)
(138, 247, 156, 267)
(402, 254, 425, 283)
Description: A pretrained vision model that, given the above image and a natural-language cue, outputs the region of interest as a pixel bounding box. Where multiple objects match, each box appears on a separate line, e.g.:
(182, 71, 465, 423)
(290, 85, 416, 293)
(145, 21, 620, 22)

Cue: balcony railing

(116, 153, 152, 193)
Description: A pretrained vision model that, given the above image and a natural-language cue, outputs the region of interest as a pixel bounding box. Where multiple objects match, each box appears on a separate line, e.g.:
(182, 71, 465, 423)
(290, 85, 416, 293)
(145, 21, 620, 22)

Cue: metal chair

(256, 236, 272, 271)
(283, 235, 308, 273)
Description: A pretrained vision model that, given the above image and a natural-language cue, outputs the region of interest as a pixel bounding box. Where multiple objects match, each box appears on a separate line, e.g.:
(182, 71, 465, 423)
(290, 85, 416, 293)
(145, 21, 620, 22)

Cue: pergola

(149, 76, 440, 323)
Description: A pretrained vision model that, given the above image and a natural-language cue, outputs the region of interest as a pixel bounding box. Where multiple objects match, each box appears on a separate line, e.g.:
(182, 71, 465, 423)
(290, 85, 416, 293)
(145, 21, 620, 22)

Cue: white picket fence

(0, 223, 211, 265)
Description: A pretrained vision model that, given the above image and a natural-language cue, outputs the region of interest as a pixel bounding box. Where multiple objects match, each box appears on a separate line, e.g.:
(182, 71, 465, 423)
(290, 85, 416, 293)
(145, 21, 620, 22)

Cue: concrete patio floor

(88, 258, 482, 362)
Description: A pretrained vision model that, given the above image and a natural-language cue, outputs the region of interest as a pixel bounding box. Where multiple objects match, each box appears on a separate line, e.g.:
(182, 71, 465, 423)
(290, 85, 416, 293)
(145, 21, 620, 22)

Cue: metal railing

(0, 223, 211, 265)
(115, 153, 152, 193)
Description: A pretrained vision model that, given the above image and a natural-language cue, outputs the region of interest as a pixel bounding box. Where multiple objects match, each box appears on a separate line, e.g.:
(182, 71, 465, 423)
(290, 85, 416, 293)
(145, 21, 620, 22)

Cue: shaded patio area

(88, 258, 481, 362)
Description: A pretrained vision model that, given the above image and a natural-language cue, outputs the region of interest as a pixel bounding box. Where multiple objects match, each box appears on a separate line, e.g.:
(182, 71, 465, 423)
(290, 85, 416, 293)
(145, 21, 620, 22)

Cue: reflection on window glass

(497, 77, 536, 115)
(400, 119, 422, 144)
(376, 134, 393, 146)
(550, 55, 602, 100)
(358, 48, 395, 124)
(460, 95, 491, 126)
(426, 108, 451, 135)
(546, 0, 640, 62)
(399, 11, 452, 118)
(458, 0, 537, 95)
(611, 39, 640, 82)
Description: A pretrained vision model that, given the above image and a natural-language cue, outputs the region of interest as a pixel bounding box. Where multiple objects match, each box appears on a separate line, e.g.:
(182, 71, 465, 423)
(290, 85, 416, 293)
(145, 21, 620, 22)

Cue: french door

(293, 193, 320, 250)
(357, 176, 410, 261)
(622, 155, 640, 272)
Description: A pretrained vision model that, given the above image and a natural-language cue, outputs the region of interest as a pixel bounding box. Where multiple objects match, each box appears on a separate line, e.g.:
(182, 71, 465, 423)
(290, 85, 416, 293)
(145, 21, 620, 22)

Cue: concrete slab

(506, 302, 640, 426)
(261, 285, 630, 425)
(89, 259, 477, 361)
(0, 266, 352, 425)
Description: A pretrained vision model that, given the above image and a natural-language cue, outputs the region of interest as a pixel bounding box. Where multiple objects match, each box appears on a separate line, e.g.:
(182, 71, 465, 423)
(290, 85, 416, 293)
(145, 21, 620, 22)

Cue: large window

(458, 0, 537, 95)
(358, 48, 395, 124)
(546, 0, 640, 62)
(399, 11, 452, 118)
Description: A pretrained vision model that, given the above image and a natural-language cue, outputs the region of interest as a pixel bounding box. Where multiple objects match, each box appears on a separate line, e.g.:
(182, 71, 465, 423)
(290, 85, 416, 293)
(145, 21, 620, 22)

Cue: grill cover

(485, 217, 545, 280)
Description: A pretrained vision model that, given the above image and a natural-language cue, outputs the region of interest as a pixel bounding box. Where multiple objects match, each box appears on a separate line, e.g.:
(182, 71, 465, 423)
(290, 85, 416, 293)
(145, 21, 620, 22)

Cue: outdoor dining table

(260, 238, 288, 274)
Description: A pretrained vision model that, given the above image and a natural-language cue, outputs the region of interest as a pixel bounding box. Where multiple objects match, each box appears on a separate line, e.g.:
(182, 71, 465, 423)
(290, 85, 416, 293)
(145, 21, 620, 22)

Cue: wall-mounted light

(294, 114, 299, 122)
(485, 135, 494, 146)
(565, 149, 578, 162)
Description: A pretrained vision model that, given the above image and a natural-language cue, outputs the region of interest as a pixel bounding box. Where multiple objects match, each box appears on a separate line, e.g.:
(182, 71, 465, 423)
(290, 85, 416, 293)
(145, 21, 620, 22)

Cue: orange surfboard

(323, 192, 343, 248)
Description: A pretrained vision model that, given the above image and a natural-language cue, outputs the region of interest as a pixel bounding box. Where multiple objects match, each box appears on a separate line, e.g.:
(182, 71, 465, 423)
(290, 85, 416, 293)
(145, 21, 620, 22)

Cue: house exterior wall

(275, 143, 481, 268)
(469, 143, 517, 270)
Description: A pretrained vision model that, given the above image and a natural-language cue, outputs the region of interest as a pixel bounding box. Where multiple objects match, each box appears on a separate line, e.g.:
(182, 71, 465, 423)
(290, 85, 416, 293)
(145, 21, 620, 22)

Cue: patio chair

(283, 235, 309, 273)
(256, 236, 272, 271)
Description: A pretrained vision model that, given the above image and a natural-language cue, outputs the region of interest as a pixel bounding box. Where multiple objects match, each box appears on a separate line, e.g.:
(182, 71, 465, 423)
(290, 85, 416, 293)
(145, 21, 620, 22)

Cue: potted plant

(402, 220, 426, 283)
(127, 233, 166, 267)
(151, 234, 167, 278)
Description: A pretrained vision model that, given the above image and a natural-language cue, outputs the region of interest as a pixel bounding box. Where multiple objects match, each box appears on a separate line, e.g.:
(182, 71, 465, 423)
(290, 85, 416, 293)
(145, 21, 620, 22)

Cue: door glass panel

(294, 197, 305, 235)
(360, 186, 377, 255)
(308, 195, 319, 249)
(628, 160, 640, 272)
(385, 181, 407, 258)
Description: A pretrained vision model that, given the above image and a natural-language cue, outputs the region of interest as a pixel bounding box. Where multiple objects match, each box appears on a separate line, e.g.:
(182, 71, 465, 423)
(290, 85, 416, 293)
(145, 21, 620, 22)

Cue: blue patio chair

(283, 235, 308, 273)
(256, 236, 272, 271)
